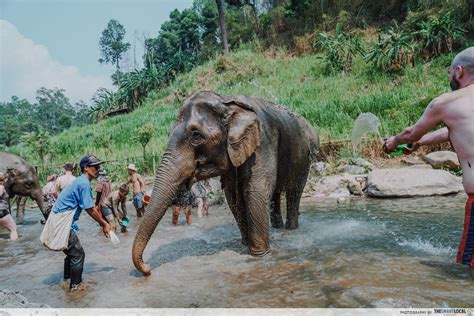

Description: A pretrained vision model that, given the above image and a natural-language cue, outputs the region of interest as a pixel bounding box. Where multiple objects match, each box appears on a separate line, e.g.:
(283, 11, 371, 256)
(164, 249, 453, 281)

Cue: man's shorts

(133, 192, 144, 209)
(456, 194, 474, 266)
(101, 206, 113, 217)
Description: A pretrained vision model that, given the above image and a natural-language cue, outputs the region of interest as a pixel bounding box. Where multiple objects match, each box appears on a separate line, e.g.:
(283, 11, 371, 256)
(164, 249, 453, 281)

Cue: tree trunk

(216, 0, 229, 54)
(248, 1, 260, 34)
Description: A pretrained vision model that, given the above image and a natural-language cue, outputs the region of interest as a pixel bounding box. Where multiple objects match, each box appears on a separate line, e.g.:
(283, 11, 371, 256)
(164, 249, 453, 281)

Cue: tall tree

(34, 87, 75, 134)
(144, 9, 201, 74)
(215, 0, 229, 54)
(99, 19, 131, 73)
(226, 0, 260, 33)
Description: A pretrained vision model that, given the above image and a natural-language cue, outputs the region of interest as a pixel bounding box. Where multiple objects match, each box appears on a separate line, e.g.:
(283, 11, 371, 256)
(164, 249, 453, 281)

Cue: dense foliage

(0, 88, 90, 147)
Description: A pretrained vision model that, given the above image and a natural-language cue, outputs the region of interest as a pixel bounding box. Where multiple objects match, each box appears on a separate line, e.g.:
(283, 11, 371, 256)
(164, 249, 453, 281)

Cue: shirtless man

(52, 163, 76, 198)
(384, 47, 474, 277)
(126, 164, 145, 217)
(104, 184, 129, 232)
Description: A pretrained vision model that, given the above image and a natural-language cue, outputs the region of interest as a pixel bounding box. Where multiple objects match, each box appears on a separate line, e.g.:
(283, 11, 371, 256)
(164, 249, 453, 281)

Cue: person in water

(47, 155, 111, 291)
(383, 47, 474, 277)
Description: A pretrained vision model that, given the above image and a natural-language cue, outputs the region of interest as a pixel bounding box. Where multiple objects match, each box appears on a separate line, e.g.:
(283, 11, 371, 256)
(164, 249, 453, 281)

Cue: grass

(10, 48, 455, 183)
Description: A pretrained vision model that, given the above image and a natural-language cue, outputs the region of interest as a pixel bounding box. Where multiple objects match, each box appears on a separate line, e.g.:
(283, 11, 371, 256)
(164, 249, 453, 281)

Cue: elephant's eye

(191, 129, 205, 146)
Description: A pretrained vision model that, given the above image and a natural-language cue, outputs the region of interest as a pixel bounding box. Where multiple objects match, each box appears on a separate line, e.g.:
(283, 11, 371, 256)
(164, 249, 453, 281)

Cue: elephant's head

(5, 166, 46, 219)
(132, 91, 261, 275)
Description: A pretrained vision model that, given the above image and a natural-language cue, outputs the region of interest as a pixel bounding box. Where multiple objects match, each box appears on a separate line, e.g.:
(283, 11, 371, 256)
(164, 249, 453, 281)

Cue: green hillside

(53, 49, 451, 154)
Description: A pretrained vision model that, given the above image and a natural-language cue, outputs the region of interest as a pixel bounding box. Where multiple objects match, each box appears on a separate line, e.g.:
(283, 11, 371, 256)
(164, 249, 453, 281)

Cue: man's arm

(120, 199, 127, 217)
(384, 98, 444, 153)
(86, 207, 110, 237)
(416, 127, 449, 146)
(111, 198, 121, 222)
(138, 175, 145, 192)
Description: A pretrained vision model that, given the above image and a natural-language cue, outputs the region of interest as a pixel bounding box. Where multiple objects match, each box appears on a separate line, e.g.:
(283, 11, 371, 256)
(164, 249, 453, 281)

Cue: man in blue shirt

(52, 155, 111, 291)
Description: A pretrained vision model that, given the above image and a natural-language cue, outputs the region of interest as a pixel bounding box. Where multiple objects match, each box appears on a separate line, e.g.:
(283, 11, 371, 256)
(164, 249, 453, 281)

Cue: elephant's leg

(244, 187, 271, 256)
(270, 192, 284, 229)
(222, 175, 249, 246)
(285, 167, 309, 230)
(16, 196, 27, 223)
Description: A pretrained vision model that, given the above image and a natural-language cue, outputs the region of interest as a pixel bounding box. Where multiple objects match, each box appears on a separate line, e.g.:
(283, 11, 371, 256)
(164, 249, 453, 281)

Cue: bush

(415, 12, 466, 60)
(317, 23, 365, 73)
(365, 23, 415, 72)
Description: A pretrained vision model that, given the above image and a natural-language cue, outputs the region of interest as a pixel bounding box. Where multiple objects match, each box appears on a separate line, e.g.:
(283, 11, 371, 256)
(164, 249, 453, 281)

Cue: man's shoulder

(73, 175, 91, 189)
(432, 89, 468, 107)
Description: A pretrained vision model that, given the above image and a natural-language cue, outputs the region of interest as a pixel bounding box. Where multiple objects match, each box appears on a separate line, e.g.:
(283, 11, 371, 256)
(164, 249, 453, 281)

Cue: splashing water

(351, 113, 383, 156)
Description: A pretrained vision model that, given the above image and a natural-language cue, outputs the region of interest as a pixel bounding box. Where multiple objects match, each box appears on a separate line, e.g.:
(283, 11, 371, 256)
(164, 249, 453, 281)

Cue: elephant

(0, 152, 47, 222)
(132, 91, 320, 276)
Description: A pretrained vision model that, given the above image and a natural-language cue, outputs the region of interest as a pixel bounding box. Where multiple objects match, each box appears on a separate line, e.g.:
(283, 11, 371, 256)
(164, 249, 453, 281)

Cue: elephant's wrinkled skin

(0, 152, 47, 222)
(132, 91, 320, 275)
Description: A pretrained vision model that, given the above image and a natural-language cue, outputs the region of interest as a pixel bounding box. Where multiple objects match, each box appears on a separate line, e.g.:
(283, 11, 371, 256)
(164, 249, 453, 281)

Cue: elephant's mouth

(192, 165, 222, 183)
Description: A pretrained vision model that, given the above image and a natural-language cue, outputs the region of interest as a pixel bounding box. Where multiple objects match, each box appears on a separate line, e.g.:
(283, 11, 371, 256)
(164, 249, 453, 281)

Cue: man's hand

(407, 142, 420, 153)
(102, 222, 111, 238)
(383, 136, 397, 154)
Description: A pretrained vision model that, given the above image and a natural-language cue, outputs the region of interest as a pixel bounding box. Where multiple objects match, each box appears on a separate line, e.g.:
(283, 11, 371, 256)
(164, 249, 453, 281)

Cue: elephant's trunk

(132, 151, 192, 276)
(31, 189, 47, 220)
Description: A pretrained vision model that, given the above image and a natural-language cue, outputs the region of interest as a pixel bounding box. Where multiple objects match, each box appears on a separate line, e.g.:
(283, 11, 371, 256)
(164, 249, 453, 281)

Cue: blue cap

(79, 155, 103, 172)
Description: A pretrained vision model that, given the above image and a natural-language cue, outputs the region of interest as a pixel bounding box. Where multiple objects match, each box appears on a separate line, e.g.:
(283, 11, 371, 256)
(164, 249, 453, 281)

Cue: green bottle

(389, 144, 412, 157)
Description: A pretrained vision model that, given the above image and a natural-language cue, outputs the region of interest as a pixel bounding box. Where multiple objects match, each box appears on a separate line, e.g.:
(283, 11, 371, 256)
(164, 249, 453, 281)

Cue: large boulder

(367, 168, 463, 197)
(306, 174, 367, 197)
(423, 151, 460, 170)
(336, 158, 374, 175)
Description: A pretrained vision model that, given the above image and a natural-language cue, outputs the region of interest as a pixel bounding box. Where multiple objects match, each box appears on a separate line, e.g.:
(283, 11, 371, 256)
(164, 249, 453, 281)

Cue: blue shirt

(52, 174, 94, 233)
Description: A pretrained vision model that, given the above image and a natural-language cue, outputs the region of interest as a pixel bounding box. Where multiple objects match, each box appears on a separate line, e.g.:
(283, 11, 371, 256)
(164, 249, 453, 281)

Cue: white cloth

(40, 209, 75, 251)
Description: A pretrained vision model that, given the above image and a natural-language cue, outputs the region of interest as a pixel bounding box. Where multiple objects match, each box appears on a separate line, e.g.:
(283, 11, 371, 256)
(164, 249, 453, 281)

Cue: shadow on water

(42, 263, 116, 285)
(419, 260, 472, 280)
(149, 223, 244, 268)
(128, 222, 245, 278)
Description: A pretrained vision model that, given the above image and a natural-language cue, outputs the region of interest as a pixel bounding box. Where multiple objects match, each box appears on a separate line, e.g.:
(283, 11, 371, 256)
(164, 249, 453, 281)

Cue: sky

(0, 0, 194, 104)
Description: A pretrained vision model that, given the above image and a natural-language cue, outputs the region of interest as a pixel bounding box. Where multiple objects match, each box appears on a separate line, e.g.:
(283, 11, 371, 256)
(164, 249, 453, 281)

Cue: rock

(337, 164, 367, 175)
(337, 197, 348, 204)
(401, 155, 425, 165)
(407, 164, 433, 169)
(329, 187, 351, 198)
(367, 168, 463, 197)
(310, 174, 367, 197)
(424, 151, 460, 170)
(336, 158, 374, 175)
(309, 162, 333, 178)
(303, 179, 317, 197)
(0, 289, 50, 308)
(351, 158, 375, 170)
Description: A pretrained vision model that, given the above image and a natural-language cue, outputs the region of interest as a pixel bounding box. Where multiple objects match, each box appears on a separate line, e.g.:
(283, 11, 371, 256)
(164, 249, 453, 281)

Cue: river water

(1, 194, 473, 308)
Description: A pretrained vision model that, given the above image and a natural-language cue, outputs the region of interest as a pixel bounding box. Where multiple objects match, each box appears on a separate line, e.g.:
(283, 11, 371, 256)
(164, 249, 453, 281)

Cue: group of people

(39, 156, 213, 291)
(39, 158, 150, 291)
(41, 163, 146, 235)
(171, 180, 211, 225)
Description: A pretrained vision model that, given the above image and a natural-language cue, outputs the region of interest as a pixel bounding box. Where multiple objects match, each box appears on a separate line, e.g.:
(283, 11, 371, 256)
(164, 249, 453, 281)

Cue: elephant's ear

(224, 100, 261, 168)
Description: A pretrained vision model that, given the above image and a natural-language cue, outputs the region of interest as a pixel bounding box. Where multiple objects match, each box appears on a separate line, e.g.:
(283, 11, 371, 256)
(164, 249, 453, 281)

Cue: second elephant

(132, 91, 320, 275)
(0, 152, 47, 222)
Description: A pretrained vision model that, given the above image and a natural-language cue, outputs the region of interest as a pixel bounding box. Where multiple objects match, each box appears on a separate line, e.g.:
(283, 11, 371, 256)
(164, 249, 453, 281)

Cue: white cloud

(0, 20, 113, 104)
